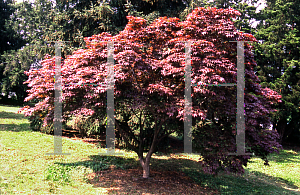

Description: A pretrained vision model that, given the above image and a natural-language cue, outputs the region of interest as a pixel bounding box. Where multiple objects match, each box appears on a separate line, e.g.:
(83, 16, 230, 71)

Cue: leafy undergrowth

(0, 105, 299, 194)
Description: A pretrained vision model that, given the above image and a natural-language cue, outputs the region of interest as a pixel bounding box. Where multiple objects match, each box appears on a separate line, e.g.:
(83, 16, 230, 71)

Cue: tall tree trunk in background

(276, 117, 287, 143)
(284, 118, 296, 143)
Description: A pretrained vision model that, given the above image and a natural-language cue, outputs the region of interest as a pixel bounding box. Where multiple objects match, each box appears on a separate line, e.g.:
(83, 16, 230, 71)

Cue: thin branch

(115, 119, 138, 153)
(116, 119, 139, 146)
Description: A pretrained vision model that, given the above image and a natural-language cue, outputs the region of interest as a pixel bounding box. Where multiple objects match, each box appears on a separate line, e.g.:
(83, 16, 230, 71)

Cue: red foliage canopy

(20, 7, 282, 175)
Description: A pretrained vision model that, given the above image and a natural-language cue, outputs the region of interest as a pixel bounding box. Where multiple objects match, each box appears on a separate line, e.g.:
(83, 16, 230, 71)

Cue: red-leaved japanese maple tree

(20, 7, 282, 178)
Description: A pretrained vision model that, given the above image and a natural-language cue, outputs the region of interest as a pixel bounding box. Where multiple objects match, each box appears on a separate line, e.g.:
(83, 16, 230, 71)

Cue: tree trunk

(138, 135, 157, 178)
(276, 117, 287, 143)
(137, 115, 165, 179)
(284, 118, 296, 142)
(138, 153, 152, 178)
(142, 159, 151, 178)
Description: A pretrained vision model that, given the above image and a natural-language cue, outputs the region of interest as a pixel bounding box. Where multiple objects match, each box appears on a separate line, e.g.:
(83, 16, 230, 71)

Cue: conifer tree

(254, 0, 300, 143)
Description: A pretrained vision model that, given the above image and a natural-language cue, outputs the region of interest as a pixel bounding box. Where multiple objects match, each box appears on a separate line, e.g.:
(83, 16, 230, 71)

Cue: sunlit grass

(244, 150, 300, 193)
(0, 105, 135, 194)
(0, 105, 299, 194)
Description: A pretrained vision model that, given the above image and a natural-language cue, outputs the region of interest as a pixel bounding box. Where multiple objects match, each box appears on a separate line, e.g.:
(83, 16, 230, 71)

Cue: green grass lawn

(0, 105, 299, 194)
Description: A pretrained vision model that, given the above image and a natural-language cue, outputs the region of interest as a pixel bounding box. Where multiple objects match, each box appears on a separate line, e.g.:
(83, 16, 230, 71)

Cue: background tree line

(1, 0, 299, 146)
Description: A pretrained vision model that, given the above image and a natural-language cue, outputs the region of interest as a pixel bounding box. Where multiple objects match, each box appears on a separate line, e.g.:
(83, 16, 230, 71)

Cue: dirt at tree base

(86, 168, 219, 195)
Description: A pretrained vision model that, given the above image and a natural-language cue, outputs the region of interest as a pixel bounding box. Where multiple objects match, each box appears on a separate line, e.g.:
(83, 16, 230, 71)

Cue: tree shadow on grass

(150, 156, 300, 195)
(0, 109, 31, 132)
(57, 155, 140, 173)
(55, 153, 300, 195)
(244, 170, 300, 194)
(0, 123, 30, 132)
(266, 149, 300, 164)
(0, 111, 27, 120)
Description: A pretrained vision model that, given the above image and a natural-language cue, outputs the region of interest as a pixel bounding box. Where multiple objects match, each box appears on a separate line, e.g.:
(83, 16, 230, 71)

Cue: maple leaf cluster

(20, 7, 282, 174)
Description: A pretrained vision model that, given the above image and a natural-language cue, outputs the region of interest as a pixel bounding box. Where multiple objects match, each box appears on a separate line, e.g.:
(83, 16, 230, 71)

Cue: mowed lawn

(0, 105, 299, 194)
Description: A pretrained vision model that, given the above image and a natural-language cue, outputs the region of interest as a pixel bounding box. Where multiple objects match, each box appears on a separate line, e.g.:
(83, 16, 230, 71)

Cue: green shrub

(70, 115, 105, 137)
(41, 122, 54, 134)
(29, 116, 43, 131)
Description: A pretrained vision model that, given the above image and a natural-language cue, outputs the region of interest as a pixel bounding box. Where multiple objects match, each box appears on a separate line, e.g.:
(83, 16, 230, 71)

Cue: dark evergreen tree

(209, 0, 260, 34)
(0, 0, 25, 54)
(254, 0, 300, 144)
(0, 0, 124, 104)
(1, 0, 193, 105)
(0, 0, 27, 104)
(1, 0, 58, 104)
